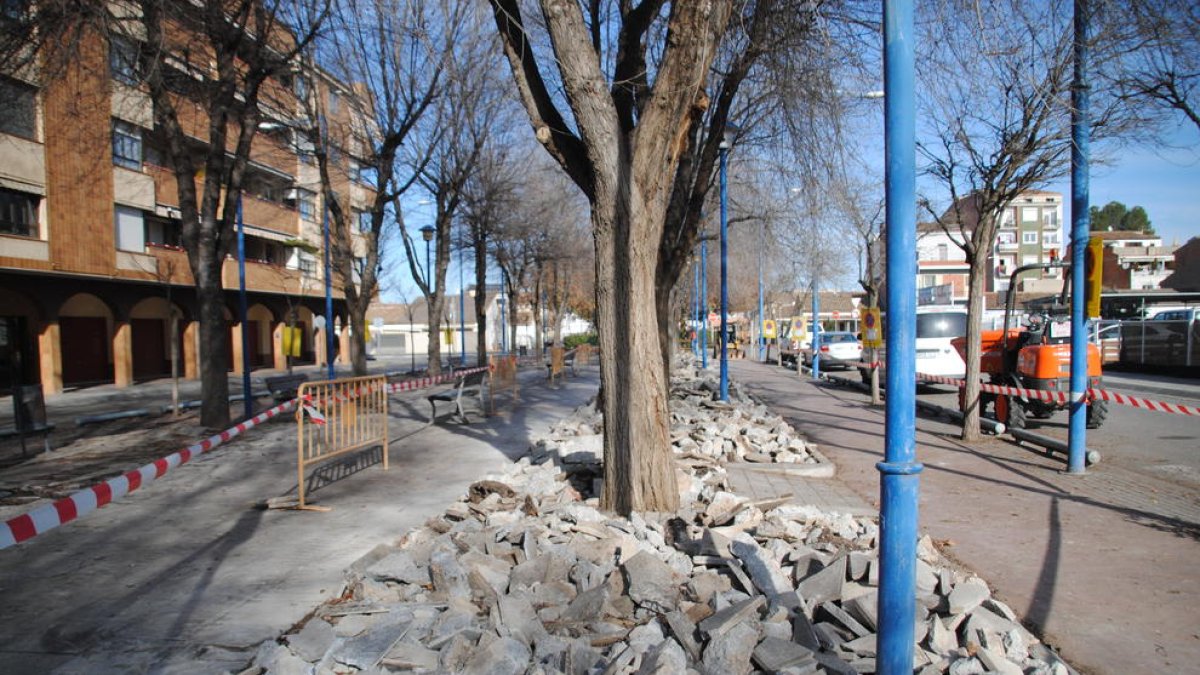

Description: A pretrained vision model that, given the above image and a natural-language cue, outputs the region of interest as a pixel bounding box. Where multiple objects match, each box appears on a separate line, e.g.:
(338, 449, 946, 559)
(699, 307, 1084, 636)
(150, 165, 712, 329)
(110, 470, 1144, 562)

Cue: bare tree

(918, 0, 1147, 441)
(298, 0, 461, 376)
(488, 0, 737, 514)
(1106, 0, 1200, 133)
(395, 12, 502, 376)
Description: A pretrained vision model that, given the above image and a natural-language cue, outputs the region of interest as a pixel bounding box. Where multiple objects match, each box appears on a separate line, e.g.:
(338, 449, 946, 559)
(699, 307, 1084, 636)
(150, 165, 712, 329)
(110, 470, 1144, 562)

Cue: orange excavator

(953, 262, 1107, 430)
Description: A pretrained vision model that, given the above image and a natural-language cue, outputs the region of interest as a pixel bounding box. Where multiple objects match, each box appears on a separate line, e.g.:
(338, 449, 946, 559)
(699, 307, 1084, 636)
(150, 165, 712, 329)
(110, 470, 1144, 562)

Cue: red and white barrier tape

(1, 399, 296, 550)
(847, 360, 1199, 416)
(0, 365, 497, 550)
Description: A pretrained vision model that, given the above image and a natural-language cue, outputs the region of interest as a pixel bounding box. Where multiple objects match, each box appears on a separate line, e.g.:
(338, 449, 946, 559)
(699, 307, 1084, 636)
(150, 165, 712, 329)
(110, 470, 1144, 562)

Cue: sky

(1046, 126, 1199, 247)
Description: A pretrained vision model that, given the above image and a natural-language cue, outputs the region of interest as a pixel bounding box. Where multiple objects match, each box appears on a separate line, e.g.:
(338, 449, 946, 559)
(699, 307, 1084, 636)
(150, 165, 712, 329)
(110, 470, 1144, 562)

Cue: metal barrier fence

(488, 355, 519, 413)
(548, 346, 566, 382)
(575, 344, 593, 366)
(293, 375, 389, 510)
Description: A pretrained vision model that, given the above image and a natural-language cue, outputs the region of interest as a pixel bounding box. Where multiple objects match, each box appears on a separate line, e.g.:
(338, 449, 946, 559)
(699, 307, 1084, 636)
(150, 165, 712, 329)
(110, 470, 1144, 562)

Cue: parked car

(804, 331, 862, 369)
(1092, 320, 1122, 364)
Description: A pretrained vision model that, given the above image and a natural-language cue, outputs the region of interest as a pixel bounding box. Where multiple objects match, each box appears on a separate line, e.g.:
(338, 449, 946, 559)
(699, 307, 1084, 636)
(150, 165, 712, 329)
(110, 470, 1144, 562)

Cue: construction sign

(860, 307, 883, 348)
(1085, 236, 1103, 319)
(762, 319, 777, 339)
(281, 326, 302, 357)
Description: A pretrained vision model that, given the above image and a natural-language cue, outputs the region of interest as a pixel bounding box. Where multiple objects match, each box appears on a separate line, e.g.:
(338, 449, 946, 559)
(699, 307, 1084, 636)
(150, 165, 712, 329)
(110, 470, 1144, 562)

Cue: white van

(915, 306, 969, 378)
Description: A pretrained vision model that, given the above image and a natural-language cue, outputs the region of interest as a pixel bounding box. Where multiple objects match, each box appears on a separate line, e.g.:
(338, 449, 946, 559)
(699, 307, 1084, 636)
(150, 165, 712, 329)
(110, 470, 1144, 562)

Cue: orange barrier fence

(291, 375, 389, 510)
(488, 355, 519, 413)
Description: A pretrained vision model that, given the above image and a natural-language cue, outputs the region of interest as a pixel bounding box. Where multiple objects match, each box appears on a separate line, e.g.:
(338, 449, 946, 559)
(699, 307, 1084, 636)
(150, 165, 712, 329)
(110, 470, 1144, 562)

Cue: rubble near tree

(242, 365, 1074, 675)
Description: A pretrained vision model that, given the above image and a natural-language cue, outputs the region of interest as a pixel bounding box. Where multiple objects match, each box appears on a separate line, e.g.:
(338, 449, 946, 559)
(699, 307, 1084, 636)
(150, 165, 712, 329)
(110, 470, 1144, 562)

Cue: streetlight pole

(811, 273, 821, 380)
(877, 0, 922, 672)
(420, 224, 435, 372)
(701, 237, 708, 370)
(459, 245, 466, 365)
(236, 195, 252, 419)
(322, 198, 335, 381)
(692, 255, 700, 359)
(758, 222, 765, 362)
(1067, 0, 1090, 475)
(718, 134, 730, 402)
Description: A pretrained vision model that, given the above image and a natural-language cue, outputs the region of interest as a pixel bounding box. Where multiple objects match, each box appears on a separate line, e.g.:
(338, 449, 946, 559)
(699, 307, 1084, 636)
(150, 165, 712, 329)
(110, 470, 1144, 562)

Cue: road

(912, 372, 1200, 487)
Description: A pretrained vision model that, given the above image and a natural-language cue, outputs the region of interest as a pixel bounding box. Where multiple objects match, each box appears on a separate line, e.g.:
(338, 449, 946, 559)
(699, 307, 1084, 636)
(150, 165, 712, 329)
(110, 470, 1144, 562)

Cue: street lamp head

(719, 123, 741, 150)
(420, 224, 435, 242)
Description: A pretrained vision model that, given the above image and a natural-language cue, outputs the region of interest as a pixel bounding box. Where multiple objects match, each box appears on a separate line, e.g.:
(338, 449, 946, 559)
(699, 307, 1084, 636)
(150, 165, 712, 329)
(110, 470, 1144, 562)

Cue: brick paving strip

(730, 360, 1200, 675)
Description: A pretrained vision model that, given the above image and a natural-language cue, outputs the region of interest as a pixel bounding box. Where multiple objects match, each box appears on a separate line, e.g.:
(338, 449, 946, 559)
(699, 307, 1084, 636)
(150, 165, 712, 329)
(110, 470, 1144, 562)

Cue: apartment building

(909, 190, 1066, 304)
(1091, 230, 1176, 291)
(0, 9, 369, 394)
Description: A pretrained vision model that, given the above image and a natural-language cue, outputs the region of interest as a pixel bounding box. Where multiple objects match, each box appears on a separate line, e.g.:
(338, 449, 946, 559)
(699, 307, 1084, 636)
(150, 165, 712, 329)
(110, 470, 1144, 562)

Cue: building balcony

(240, 194, 300, 237)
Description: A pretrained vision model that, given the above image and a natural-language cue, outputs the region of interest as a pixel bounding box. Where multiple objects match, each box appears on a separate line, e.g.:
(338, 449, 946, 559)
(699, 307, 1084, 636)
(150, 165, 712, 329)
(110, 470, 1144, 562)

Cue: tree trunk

(960, 259, 987, 441)
(427, 295, 444, 375)
(596, 171, 678, 516)
(195, 279, 230, 429)
(347, 298, 368, 376)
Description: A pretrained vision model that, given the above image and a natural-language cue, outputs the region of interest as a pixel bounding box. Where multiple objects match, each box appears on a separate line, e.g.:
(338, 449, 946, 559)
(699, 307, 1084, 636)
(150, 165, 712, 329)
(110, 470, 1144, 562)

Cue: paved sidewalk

(0, 365, 598, 674)
(731, 360, 1200, 675)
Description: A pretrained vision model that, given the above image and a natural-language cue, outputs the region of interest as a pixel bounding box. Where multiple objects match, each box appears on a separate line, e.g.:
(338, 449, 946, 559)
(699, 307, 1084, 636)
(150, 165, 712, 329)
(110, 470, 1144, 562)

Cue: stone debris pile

(529, 360, 821, 476)
(244, 457, 1071, 675)
(241, 360, 1071, 674)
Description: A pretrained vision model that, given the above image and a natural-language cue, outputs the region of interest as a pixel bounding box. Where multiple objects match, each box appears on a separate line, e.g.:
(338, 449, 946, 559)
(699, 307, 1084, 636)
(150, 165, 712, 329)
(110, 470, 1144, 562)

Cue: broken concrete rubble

(243, 358, 1071, 675)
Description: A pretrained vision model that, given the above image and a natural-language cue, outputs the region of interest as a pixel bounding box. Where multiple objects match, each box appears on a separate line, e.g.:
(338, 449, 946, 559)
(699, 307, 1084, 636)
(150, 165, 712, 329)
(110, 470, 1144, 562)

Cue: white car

(804, 331, 862, 369)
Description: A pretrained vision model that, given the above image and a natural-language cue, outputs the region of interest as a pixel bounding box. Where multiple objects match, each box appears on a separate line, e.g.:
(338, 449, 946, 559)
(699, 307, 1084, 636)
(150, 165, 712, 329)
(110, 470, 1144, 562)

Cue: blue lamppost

(692, 254, 700, 358)
(877, 1, 922, 672)
(811, 273, 821, 380)
(322, 199, 334, 381)
(718, 128, 734, 401)
(701, 237, 709, 370)
(1067, 0, 1091, 475)
(236, 195, 252, 419)
(420, 224, 435, 370)
(459, 245, 466, 365)
(758, 222, 765, 362)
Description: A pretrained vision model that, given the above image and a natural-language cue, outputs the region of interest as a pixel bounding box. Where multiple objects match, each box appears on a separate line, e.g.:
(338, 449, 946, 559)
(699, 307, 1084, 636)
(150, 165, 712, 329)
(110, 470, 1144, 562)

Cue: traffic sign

(762, 319, 777, 339)
(861, 307, 883, 348)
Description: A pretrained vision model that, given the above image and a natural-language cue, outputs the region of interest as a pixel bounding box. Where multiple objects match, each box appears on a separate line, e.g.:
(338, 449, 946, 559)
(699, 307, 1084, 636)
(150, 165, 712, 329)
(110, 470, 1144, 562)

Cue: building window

(1021, 254, 1040, 265)
(1001, 210, 1015, 228)
(296, 188, 316, 221)
(145, 215, 181, 248)
(357, 210, 372, 233)
(936, 243, 948, 260)
(1022, 231, 1039, 245)
(1043, 232, 1060, 246)
(109, 36, 139, 85)
(0, 187, 38, 237)
(0, 76, 36, 139)
(996, 231, 1017, 247)
(1021, 206, 1038, 223)
(112, 120, 143, 169)
(328, 89, 340, 114)
(1043, 210, 1058, 227)
(114, 205, 145, 252)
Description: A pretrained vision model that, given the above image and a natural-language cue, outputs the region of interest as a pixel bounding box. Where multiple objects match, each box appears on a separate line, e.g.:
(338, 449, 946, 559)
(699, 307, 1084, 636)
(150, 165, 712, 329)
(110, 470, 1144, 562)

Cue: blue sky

(1046, 126, 1199, 246)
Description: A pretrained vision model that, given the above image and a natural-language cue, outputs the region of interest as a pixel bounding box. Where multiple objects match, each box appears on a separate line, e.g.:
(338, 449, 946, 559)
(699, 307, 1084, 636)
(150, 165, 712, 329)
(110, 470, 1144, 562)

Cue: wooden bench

(427, 370, 488, 425)
(264, 374, 309, 402)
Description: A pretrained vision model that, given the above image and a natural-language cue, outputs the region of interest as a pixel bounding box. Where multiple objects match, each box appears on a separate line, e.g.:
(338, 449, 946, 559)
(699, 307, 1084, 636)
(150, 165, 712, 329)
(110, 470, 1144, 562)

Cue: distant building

(1091, 230, 1175, 291)
(1161, 237, 1200, 292)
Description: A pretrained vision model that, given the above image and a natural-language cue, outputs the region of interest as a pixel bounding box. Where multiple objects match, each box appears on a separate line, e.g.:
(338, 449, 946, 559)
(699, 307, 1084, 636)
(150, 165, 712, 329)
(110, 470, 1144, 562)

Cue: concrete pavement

(731, 359, 1199, 675)
(0, 364, 599, 673)
(2, 355, 1196, 673)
